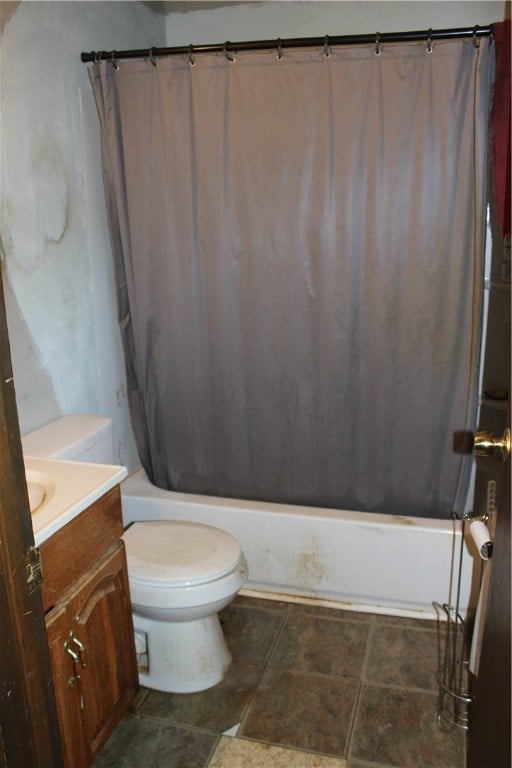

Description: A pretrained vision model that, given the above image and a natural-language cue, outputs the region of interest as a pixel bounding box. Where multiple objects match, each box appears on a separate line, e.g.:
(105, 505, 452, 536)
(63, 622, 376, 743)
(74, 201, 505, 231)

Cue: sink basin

(25, 468, 55, 513)
(24, 456, 127, 546)
(27, 479, 46, 512)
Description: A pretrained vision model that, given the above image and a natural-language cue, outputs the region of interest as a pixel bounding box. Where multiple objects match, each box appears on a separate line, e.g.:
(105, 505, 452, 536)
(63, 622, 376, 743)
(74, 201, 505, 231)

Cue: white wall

(165, 1, 505, 45)
(1, 1, 166, 467)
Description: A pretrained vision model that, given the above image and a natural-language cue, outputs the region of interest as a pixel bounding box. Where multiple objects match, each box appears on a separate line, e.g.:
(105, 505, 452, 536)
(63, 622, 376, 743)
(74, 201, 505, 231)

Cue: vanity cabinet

(40, 486, 138, 768)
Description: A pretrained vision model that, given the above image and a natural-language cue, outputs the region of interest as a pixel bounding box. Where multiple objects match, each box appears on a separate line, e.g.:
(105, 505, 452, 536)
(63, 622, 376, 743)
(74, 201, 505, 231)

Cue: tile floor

(93, 595, 466, 768)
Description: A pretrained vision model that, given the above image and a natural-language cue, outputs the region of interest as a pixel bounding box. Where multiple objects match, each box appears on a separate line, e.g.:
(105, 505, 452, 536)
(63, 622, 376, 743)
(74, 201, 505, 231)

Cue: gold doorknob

(473, 428, 510, 461)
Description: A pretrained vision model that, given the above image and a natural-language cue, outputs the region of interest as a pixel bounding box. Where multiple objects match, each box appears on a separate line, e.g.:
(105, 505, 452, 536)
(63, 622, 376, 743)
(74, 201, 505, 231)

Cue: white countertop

(25, 456, 128, 546)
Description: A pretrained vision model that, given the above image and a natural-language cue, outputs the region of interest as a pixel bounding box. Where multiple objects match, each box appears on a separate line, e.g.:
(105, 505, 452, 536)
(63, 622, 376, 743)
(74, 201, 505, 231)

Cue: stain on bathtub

(296, 536, 326, 588)
(391, 516, 417, 526)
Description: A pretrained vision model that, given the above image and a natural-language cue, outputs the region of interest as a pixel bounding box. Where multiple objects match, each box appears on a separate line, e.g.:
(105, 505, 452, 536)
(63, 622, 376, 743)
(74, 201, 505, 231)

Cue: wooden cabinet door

(70, 541, 138, 763)
(46, 603, 89, 768)
(46, 542, 138, 768)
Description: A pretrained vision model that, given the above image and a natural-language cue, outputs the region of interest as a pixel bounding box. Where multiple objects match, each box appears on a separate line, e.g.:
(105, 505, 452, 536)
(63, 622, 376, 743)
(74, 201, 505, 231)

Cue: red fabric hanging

(491, 19, 511, 238)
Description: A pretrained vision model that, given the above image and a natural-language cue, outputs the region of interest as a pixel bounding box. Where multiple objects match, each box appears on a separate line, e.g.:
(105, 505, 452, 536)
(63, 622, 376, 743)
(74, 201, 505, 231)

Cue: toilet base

(132, 612, 232, 693)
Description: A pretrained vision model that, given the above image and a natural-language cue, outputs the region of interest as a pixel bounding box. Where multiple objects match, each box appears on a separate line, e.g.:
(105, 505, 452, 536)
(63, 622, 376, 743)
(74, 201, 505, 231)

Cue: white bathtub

(121, 469, 478, 620)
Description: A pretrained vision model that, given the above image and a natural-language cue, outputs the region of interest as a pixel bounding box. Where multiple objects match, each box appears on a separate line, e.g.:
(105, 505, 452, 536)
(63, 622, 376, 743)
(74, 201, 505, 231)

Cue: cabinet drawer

(39, 486, 123, 613)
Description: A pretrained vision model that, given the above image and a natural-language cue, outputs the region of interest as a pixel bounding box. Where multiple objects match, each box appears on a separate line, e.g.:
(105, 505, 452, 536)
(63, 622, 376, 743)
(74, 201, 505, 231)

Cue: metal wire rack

(436, 480, 496, 731)
(437, 597, 473, 730)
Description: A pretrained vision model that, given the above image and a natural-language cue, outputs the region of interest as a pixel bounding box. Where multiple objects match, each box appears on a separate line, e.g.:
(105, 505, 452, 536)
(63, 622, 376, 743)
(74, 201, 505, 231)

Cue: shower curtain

(90, 37, 493, 518)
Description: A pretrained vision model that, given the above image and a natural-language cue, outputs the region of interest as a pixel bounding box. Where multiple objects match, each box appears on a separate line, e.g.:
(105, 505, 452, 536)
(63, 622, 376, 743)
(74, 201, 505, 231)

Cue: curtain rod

(80, 24, 493, 63)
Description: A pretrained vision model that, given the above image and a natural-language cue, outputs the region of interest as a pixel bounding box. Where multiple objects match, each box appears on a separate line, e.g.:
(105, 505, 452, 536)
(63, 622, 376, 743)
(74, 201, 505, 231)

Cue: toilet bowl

(123, 520, 248, 693)
(22, 415, 248, 695)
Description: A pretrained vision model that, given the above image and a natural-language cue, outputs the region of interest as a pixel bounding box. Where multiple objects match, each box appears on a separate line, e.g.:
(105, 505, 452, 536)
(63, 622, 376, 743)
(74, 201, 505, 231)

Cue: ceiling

(142, 1, 257, 14)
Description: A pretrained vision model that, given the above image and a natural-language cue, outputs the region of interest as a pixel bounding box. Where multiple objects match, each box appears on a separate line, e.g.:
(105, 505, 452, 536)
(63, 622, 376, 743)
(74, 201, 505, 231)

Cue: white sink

(27, 479, 46, 512)
(24, 456, 128, 545)
(26, 468, 55, 513)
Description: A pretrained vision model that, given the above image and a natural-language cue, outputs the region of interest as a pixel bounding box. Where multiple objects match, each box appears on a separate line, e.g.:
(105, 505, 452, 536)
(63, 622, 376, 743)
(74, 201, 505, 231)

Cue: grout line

(344, 680, 363, 761)
(289, 609, 375, 626)
(353, 680, 443, 696)
(375, 619, 440, 631)
(360, 613, 377, 683)
(344, 614, 376, 758)
(347, 758, 407, 768)
(235, 604, 290, 736)
(261, 601, 291, 664)
(129, 709, 232, 737)
(204, 734, 222, 768)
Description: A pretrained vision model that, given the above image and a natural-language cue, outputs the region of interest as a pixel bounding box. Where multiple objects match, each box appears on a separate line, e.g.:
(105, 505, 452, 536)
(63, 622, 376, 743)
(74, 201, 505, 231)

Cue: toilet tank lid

(22, 414, 112, 459)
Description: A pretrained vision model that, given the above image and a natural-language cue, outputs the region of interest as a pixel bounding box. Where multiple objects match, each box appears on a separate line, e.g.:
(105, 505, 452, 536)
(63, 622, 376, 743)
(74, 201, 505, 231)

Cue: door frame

(0, 266, 63, 767)
(467, 411, 511, 768)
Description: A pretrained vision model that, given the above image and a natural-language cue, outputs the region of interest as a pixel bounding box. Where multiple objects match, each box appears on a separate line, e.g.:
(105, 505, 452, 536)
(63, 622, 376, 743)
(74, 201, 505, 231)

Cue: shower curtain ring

(224, 42, 235, 63)
(149, 47, 158, 67)
(276, 38, 283, 61)
(188, 45, 196, 67)
(375, 32, 382, 56)
(324, 35, 331, 58)
(111, 51, 119, 70)
(472, 25, 480, 48)
(426, 29, 433, 54)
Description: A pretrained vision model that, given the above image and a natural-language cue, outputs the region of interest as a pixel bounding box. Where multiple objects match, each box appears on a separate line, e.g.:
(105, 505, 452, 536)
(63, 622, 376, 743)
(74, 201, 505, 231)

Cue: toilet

(22, 414, 248, 694)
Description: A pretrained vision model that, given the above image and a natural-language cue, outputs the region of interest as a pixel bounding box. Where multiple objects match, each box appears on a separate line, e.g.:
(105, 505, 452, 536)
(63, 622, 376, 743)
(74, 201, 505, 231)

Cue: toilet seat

(123, 521, 244, 588)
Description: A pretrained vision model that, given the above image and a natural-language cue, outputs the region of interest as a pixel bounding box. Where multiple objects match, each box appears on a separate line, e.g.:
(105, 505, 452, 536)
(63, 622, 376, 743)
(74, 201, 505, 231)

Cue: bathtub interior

(120, 469, 479, 621)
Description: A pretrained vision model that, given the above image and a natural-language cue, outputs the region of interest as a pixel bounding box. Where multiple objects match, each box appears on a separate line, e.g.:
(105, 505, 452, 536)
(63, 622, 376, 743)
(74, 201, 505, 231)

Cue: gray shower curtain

(90, 37, 493, 518)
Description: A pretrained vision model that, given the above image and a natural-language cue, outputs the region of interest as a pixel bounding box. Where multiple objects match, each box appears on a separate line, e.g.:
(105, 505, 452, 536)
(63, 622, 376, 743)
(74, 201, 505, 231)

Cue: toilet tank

(22, 414, 114, 464)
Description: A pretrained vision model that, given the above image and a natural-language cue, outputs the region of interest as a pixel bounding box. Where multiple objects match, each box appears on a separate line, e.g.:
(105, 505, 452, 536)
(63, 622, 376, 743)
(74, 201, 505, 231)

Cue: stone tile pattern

(209, 736, 348, 767)
(92, 596, 465, 768)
